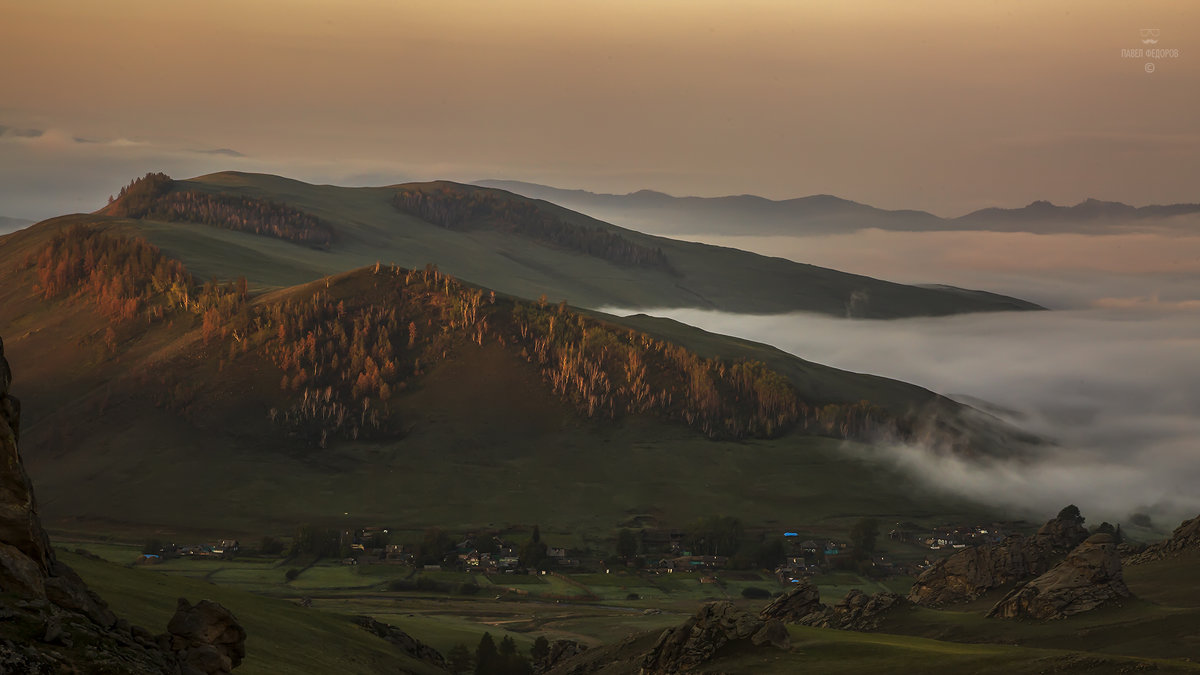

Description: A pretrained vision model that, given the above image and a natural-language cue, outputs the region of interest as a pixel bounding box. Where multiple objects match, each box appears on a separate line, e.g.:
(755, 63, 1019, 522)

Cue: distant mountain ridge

(474, 180, 1200, 236)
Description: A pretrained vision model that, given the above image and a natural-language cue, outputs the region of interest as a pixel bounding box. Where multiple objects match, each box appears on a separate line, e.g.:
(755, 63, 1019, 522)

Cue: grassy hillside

(92, 171, 1040, 317)
(57, 550, 446, 675)
(0, 219, 1017, 540)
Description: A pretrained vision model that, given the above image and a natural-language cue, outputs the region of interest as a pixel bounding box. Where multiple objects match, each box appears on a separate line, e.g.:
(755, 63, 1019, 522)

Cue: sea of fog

(596, 229, 1200, 528)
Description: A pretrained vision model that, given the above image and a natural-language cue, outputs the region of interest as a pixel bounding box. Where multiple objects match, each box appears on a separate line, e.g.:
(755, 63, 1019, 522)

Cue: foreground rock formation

(0, 334, 246, 673)
(167, 599, 248, 674)
(354, 616, 446, 670)
(760, 579, 905, 632)
(908, 508, 1090, 607)
(803, 590, 907, 632)
(988, 533, 1131, 620)
(640, 601, 790, 673)
(1126, 514, 1200, 565)
(759, 579, 825, 623)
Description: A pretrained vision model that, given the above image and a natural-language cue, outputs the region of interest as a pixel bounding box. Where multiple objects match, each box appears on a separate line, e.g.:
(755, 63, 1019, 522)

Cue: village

(134, 519, 1033, 589)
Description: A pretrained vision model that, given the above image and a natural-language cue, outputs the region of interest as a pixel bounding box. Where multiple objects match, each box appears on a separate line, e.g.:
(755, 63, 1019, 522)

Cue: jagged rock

(988, 534, 1131, 620)
(41, 616, 67, 645)
(0, 542, 46, 599)
(354, 615, 446, 669)
(0, 333, 212, 673)
(167, 598, 247, 673)
(1036, 507, 1090, 551)
(44, 560, 119, 628)
(1126, 514, 1200, 565)
(0, 338, 54, 574)
(908, 508, 1090, 607)
(640, 601, 789, 673)
(539, 639, 588, 671)
(800, 590, 906, 632)
(759, 579, 825, 623)
(748, 617, 791, 648)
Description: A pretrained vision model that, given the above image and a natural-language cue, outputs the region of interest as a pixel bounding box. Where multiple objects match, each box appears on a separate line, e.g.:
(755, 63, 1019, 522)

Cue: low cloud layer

(597, 305, 1200, 527)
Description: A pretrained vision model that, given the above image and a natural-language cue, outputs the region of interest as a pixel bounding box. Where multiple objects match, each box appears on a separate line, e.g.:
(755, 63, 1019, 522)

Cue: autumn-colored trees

(107, 173, 336, 247)
(392, 186, 670, 269)
(28, 225, 898, 446)
(27, 224, 244, 327)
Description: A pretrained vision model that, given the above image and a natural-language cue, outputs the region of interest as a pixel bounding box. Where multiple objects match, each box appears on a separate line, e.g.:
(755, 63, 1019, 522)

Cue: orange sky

(2, 0, 1198, 214)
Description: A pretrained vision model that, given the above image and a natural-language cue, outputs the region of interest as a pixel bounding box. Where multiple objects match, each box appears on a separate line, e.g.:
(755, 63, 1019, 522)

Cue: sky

(2, 0, 1198, 220)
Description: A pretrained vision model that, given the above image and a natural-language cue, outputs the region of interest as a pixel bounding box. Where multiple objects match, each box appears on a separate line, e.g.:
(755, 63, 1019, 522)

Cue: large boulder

(1126, 514, 1200, 565)
(640, 601, 789, 673)
(167, 598, 248, 674)
(759, 579, 825, 623)
(988, 534, 1131, 620)
(908, 508, 1090, 607)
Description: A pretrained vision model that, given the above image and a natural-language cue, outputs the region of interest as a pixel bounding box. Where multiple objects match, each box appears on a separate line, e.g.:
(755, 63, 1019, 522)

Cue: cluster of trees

(108, 172, 335, 247)
(678, 517, 786, 569)
(27, 225, 245, 331)
(509, 299, 808, 439)
(392, 186, 670, 269)
(252, 265, 492, 444)
(146, 258, 896, 445)
(445, 633, 538, 675)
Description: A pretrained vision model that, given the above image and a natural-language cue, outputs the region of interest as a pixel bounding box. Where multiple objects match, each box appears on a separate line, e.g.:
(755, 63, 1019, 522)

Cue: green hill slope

(0, 218, 1024, 538)
(96, 171, 1041, 317)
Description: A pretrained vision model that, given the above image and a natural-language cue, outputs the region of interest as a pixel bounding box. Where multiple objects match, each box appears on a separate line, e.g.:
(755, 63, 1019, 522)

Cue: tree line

(26, 224, 245, 331)
(107, 172, 336, 247)
(392, 185, 670, 269)
(27, 224, 906, 446)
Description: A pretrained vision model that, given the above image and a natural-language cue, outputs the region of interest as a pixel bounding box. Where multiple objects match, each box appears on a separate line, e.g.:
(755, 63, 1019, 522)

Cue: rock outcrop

(354, 615, 446, 670)
(640, 601, 789, 673)
(537, 639, 588, 672)
(0, 334, 246, 673)
(908, 508, 1091, 607)
(759, 579, 825, 623)
(0, 334, 53, 576)
(760, 579, 903, 632)
(988, 533, 1131, 620)
(167, 599, 248, 674)
(1126, 514, 1200, 565)
(800, 590, 906, 632)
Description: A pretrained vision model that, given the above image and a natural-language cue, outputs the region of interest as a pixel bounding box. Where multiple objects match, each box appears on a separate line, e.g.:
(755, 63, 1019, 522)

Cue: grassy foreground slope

(57, 551, 445, 675)
(64, 548, 1200, 675)
(109, 171, 1040, 317)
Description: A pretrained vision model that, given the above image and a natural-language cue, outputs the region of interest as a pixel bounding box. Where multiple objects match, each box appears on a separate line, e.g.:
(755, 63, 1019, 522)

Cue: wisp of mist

(597, 304, 1200, 528)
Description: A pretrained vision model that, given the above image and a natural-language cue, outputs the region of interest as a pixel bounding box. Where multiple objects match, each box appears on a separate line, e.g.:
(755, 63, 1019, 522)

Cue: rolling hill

(85, 171, 1040, 317)
(475, 179, 1200, 236)
(0, 202, 1034, 539)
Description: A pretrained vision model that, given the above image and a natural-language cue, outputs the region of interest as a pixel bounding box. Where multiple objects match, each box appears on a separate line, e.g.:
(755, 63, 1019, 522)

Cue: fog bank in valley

(598, 304, 1200, 527)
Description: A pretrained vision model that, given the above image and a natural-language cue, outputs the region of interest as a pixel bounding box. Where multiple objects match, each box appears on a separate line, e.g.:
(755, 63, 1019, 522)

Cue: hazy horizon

(3, 1, 1198, 220)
